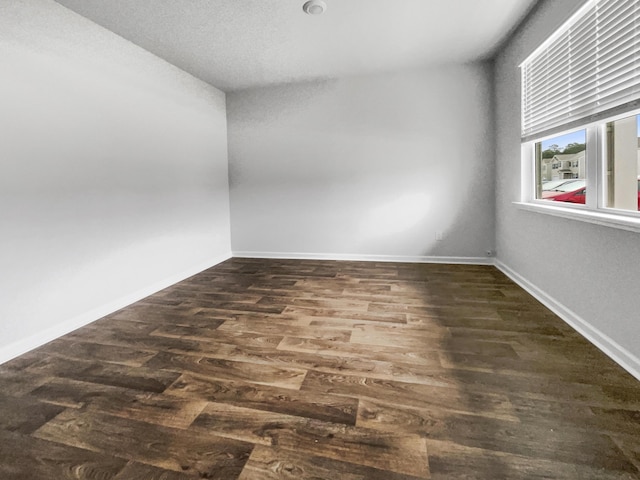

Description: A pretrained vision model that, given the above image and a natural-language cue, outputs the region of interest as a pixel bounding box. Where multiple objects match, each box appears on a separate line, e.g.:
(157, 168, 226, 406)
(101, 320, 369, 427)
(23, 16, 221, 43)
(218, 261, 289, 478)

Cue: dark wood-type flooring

(1, 258, 639, 479)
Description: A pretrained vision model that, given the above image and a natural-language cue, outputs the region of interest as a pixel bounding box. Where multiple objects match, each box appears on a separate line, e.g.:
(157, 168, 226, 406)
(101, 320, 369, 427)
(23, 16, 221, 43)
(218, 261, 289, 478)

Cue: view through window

(533, 116, 640, 212)
(535, 130, 586, 204)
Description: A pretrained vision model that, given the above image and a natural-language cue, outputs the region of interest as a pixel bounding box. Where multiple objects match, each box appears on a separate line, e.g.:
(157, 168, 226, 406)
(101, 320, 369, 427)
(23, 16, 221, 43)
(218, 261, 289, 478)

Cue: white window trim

(513, 201, 640, 234)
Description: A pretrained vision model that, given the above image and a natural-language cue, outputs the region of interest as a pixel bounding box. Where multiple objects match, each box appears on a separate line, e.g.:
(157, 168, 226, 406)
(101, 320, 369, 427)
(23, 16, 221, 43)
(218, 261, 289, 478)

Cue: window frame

(518, 108, 640, 233)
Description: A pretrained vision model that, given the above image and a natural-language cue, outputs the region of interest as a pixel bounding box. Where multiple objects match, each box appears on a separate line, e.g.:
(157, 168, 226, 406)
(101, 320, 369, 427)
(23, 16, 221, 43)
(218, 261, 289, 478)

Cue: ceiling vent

(303, 0, 327, 15)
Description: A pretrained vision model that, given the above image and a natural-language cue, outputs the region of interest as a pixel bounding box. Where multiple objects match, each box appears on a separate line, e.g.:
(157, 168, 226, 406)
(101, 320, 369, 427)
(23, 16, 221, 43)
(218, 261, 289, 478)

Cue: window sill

(513, 201, 640, 234)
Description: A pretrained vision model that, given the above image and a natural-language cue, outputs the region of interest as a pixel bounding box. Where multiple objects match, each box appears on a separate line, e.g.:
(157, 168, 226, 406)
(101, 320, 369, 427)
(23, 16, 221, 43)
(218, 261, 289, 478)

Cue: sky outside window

(541, 130, 585, 151)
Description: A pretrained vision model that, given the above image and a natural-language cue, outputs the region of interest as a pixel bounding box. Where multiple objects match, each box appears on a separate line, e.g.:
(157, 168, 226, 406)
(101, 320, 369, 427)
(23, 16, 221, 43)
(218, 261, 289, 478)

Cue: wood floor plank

(0, 429, 127, 480)
(426, 438, 639, 480)
(0, 350, 45, 374)
(107, 307, 233, 329)
(25, 355, 180, 393)
(258, 295, 371, 311)
(144, 351, 308, 390)
(610, 433, 640, 474)
(113, 461, 196, 479)
(165, 372, 358, 425)
(34, 409, 254, 479)
(301, 370, 519, 421)
(30, 377, 207, 429)
(188, 301, 286, 314)
(307, 316, 439, 329)
(356, 398, 520, 434)
(439, 350, 638, 393)
(61, 325, 221, 357)
(348, 327, 449, 348)
(191, 403, 430, 478)
(238, 445, 428, 480)
(282, 305, 408, 324)
(186, 340, 445, 385)
(357, 398, 635, 471)
(0, 392, 66, 435)
(0, 369, 48, 396)
(35, 337, 157, 367)
(368, 302, 502, 320)
(589, 407, 640, 437)
(148, 324, 284, 350)
(276, 336, 442, 366)
(216, 318, 353, 342)
(449, 368, 640, 410)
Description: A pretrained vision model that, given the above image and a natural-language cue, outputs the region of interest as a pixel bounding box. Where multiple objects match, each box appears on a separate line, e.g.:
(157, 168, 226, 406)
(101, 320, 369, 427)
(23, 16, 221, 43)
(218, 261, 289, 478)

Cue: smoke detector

(303, 0, 327, 15)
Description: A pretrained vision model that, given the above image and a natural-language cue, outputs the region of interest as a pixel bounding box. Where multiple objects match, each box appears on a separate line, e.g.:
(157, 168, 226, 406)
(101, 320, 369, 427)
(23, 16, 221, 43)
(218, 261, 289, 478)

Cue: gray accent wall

(227, 65, 496, 260)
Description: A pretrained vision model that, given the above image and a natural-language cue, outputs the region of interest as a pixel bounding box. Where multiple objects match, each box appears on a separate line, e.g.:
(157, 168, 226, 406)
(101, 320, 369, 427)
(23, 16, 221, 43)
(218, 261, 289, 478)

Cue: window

(520, 0, 640, 228)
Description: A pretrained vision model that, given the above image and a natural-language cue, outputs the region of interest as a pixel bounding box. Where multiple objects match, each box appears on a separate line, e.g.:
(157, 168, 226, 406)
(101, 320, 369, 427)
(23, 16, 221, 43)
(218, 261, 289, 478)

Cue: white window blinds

(521, 0, 640, 140)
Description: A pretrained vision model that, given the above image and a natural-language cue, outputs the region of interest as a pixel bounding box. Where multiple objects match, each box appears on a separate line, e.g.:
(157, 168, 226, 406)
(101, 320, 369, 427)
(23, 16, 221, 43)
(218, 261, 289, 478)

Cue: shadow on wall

(227, 64, 495, 258)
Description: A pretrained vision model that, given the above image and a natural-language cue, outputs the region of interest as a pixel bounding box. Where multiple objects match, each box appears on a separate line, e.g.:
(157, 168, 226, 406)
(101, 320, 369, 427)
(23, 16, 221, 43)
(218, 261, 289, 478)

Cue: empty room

(1, 0, 640, 478)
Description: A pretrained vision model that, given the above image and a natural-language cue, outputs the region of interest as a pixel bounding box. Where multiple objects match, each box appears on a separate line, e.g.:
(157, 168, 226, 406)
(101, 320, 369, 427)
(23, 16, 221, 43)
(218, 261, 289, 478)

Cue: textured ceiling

(54, 0, 538, 92)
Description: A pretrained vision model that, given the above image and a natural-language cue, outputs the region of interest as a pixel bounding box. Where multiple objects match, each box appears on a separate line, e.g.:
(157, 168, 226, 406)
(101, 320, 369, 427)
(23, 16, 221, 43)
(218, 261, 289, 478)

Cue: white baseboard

(495, 259, 640, 382)
(232, 251, 495, 265)
(0, 253, 232, 366)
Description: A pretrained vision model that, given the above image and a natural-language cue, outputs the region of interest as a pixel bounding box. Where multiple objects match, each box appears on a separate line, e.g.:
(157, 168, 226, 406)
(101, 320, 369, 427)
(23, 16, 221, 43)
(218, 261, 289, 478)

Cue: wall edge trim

(232, 251, 494, 265)
(0, 253, 232, 365)
(495, 259, 640, 382)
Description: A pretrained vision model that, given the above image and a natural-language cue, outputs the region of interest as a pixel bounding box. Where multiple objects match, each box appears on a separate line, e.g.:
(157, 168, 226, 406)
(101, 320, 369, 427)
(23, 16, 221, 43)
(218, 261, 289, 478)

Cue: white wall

(0, 0, 231, 361)
(494, 0, 640, 377)
(227, 65, 495, 261)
